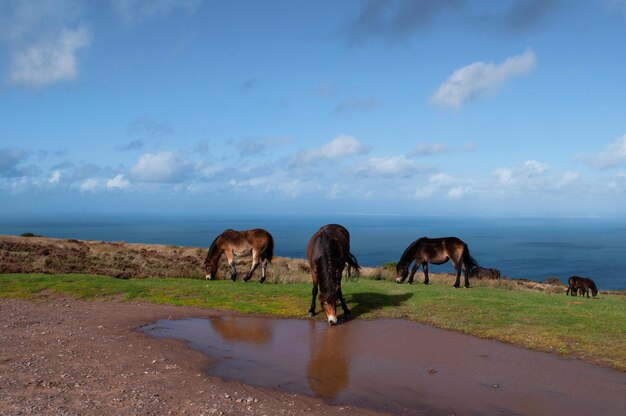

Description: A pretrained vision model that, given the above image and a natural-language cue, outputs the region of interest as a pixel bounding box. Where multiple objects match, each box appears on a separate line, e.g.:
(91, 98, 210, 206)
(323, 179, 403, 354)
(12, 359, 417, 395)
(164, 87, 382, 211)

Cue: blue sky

(1, 0, 626, 217)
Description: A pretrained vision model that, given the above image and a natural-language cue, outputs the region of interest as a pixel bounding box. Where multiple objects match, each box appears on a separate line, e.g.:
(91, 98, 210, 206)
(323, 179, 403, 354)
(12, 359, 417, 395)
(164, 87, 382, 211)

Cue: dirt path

(0, 297, 384, 416)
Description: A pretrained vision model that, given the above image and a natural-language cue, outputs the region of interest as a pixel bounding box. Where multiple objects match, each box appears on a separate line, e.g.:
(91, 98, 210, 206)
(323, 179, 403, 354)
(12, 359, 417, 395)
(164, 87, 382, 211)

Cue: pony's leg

(229, 262, 237, 281)
(462, 262, 471, 288)
(308, 284, 318, 317)
(408, 263, 419, 284)
(244, 252, 260, 282)
(422, 262, 429, 284)
(451, 261, 461, 288)
(337, 287, 351, 319)
(259, 259, 268, 284)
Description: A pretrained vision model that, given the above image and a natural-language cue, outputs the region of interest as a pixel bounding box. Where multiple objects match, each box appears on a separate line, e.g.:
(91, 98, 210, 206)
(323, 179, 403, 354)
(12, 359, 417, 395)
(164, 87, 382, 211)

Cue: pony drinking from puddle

(396, 237, 479, 288)
(204, 229, 274, 283)
(307, 224, 360, 325)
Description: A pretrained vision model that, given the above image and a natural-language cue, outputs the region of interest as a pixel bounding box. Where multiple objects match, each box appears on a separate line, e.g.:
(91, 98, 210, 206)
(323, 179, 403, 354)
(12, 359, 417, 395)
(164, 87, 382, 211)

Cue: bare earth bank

(0, 297, 384, 416)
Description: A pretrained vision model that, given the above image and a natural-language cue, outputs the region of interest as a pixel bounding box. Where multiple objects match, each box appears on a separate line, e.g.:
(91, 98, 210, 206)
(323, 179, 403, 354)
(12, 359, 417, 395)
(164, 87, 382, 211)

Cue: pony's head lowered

(395, 239, 420, 283)
(204, 236, 222, 280)
(395, 262, 409, 283)
(588, 280, 599, 297)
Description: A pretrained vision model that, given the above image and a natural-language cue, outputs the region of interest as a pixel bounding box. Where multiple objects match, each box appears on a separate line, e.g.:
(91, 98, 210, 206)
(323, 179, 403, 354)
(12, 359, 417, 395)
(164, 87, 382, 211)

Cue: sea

(1, 213, 625, 290)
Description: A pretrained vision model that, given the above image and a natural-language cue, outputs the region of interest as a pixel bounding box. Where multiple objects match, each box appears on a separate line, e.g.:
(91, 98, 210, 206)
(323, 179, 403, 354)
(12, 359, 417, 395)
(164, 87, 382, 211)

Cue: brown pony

(396, 237, 479, 288)
(204, 229, 274, 283)
(566, 276, 598, 298)
(471, 267, 501, 280)
(306, 224, 360, 325)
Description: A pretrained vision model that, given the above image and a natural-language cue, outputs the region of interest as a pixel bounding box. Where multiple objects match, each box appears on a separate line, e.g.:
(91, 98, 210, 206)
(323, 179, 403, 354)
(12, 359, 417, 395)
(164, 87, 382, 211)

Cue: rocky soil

(0, 297, 384, 416)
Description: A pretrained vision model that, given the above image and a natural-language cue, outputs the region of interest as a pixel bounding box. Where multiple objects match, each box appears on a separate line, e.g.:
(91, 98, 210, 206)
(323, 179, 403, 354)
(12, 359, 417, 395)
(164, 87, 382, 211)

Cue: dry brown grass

(0, 235, 313, 282)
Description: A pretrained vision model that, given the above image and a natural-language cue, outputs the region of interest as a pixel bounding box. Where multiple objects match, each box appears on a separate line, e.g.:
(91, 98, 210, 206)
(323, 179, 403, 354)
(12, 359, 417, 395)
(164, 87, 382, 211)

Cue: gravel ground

(0, 297, 385, 416)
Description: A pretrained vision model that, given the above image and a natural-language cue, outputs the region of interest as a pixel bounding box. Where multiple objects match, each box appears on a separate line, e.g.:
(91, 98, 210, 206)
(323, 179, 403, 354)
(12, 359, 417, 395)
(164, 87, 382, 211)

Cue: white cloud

(111, 0, 202, 25)
(489, 160, 585, 197)
(49, 170, 62, 184)
(578, 135, 626, 169)
(409, 142, 449, 157)
(494, 160, 548, 185)
(79, 178, 100, 192)
(229, 174, 308, 198)
(447, 186, 466, 199)
(556, 171, 580, 188)
(430, 49, 536, 109)
(416, 173, 472, 200)
(9, 26, 90, 87)
(298, 135, 370, 164)
(130, 151, 193, 183)
(355, 155, 425, 178)
(106, 174, 130, 190)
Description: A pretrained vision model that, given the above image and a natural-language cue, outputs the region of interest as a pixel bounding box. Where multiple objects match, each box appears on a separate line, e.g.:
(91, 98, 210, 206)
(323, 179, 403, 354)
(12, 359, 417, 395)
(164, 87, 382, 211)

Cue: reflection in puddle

(210, 316, 271, 345)
(306, 321, 349, 399)
(142, 316, 626, 416)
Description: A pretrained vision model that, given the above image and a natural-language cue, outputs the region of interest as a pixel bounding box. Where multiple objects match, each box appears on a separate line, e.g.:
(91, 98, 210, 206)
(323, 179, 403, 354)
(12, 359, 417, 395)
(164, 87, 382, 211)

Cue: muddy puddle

(141, 316, 625, 416)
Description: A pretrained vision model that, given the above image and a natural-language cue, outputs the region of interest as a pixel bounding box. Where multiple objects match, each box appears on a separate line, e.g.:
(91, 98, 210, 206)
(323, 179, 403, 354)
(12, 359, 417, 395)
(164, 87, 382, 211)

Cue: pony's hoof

(308, 311, 315, 318)
(395, 278, 403, 284)
(452, 284, 460, 288)
(259, 279, 265, 284)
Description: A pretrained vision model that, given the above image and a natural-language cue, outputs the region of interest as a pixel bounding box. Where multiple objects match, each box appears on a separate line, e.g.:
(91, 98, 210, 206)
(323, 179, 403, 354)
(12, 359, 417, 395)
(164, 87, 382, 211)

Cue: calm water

(1, 213, 625, 290)
(141, 316, 626, 416)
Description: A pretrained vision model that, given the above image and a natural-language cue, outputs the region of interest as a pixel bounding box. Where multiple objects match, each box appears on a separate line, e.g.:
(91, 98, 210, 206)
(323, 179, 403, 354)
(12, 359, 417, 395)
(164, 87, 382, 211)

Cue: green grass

(1, 273, 624, 371)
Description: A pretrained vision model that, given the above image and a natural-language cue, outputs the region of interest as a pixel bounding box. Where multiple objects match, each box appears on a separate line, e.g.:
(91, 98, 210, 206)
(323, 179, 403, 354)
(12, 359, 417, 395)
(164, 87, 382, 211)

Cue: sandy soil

(0, 297, 384, 416)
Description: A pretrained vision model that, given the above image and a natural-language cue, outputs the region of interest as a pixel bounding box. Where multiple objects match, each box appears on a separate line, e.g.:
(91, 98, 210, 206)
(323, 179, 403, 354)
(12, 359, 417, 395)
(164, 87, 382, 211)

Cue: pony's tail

(463, 244, 479, 275)
(261, 234, 274, 263)
(346, 252, 361, 282)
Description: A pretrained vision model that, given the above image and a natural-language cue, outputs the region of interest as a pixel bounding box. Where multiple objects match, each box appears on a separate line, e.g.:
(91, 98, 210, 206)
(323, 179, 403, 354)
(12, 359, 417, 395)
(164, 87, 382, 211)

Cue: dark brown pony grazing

(204, 229, 274, 283)
(471, 267, 501, 280)
(566, 276, 598, 298)
(307, 224, 360, 325)
(395, 237, 479, 288)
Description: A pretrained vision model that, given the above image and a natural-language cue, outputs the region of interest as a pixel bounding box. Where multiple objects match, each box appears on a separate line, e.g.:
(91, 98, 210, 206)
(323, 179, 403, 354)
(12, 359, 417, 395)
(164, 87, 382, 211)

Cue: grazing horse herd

(204, 224, 599, 325)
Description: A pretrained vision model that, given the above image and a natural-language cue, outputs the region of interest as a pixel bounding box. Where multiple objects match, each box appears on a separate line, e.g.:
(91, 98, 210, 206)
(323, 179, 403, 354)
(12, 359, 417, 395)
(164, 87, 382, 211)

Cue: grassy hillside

(1, 273, 624, 371)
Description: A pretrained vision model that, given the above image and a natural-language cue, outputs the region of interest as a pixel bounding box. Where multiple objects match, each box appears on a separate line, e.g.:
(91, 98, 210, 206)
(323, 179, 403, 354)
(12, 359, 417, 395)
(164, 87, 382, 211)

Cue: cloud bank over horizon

(1, 1, 626, 216)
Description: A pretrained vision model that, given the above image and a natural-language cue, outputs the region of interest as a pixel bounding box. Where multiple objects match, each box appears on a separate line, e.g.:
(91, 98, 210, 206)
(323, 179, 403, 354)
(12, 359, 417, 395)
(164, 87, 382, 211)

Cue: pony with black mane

(204, 228, 274, 283)
(306, 224, 360, 325)
(396, 236, 479, 288)
(566, 275, 598, 298)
